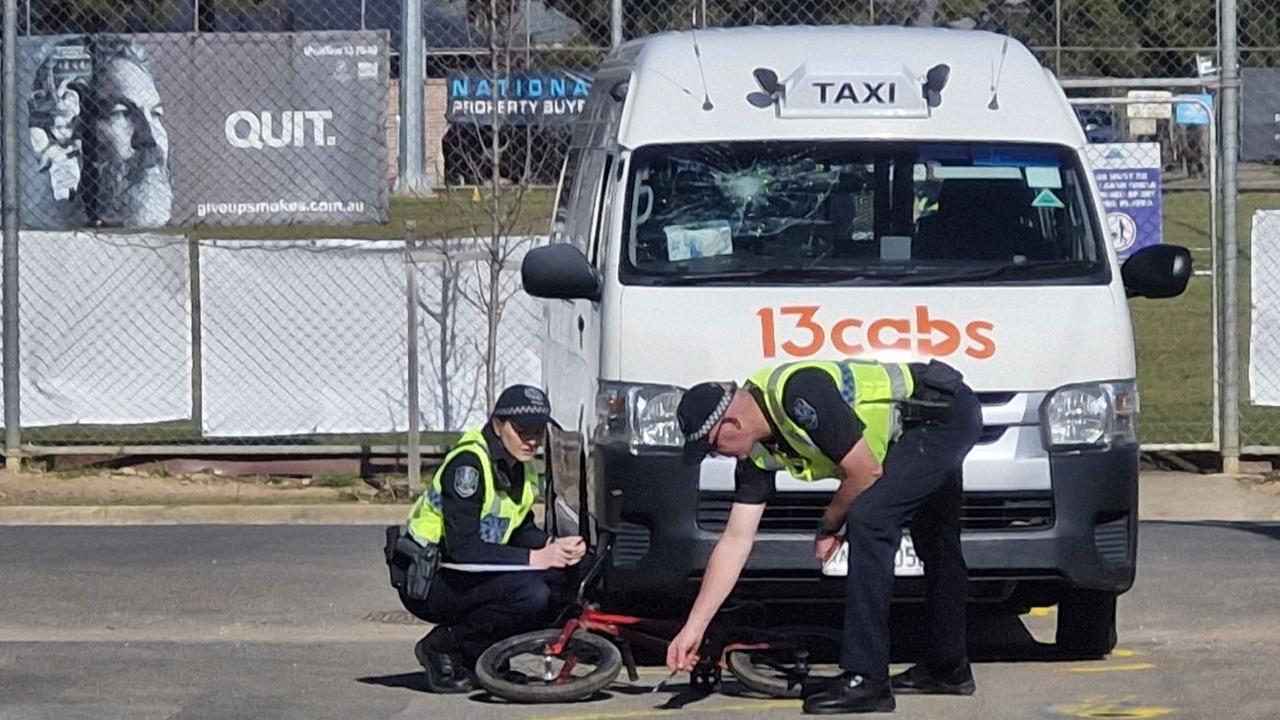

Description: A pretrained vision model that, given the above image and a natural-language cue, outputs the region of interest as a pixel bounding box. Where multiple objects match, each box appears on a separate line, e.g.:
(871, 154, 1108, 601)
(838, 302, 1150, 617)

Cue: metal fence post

(3, 0, 21, 470)
(397, 0, 428, 194)
(405, 223, 422, 494)
(1054, 0, 1063, 75)
(611, 0, 622, 47)
(188, 235, 203, 435)
(1220, 0, 1241, 474)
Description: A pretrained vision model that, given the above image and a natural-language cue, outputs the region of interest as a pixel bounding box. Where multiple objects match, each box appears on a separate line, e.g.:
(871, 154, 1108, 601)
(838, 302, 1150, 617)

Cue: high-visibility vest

(746, 360, 914, 480)
(406, 428, 538, 547)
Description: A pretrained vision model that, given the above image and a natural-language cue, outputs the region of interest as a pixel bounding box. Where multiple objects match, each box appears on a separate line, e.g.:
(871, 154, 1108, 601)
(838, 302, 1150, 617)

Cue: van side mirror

(1121, 244, 1192, 299)
(522, 244, 601, 301)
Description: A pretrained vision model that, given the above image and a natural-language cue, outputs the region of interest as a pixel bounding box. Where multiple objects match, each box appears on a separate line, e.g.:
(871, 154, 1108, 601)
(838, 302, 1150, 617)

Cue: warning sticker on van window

(664, 221, 733, 261)
(1031, 189, 1066, 209)
(1024, 166, 1063, 189)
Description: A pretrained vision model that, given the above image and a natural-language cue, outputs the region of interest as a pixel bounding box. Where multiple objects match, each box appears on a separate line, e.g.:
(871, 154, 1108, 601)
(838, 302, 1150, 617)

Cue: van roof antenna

(691, 29, 715, 111)
(988, 36, 1009, 110)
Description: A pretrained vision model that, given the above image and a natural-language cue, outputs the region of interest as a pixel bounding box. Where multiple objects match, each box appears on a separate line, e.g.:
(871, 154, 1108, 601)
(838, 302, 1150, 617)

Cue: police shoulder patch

(453, 466, 480, 499)
(791, 397, 819, 431)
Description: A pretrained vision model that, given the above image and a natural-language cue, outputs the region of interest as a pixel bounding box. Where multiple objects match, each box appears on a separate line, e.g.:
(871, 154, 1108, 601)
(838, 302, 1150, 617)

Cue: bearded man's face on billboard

(87, 48, 172, 228)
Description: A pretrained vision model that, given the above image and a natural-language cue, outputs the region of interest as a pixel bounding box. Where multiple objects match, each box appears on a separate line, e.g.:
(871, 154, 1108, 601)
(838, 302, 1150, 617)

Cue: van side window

(568, 149, 607, 255)
(553, 148, 584, 249)
(589, 155, 616, 267)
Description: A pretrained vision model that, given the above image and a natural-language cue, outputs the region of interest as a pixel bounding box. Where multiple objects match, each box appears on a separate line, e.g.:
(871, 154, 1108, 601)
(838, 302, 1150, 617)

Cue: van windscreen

(620, 141, 1109, 287)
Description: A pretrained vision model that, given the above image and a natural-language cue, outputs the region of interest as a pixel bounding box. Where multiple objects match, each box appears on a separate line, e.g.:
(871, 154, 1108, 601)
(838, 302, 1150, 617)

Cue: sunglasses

(511, 423, 546, 443)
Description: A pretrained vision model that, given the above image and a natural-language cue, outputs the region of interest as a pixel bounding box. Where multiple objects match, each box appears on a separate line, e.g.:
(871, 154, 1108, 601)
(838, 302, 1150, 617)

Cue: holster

(384, 525, 439, 601)
(911, 359, 966, 396)
(902, 360, 967, 425)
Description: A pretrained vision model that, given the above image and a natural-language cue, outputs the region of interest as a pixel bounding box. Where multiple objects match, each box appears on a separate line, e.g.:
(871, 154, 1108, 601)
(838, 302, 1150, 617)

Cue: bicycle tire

(475, 629, 623, 704)
(727, 626, 842, 698)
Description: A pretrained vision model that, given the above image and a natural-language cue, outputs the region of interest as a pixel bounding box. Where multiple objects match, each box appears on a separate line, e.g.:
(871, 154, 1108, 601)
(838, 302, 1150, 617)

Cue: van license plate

(822, 532, 924, 577)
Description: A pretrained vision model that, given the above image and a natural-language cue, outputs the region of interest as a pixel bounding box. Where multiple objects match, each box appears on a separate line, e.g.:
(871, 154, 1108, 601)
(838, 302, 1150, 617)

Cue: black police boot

(414, 626, 474, 694)
(802, 673, 895, 714)
(890, 661, 976, 695)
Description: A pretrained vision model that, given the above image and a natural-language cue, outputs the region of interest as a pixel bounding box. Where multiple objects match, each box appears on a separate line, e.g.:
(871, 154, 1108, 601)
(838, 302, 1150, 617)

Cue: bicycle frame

(544, 605, 683, 682)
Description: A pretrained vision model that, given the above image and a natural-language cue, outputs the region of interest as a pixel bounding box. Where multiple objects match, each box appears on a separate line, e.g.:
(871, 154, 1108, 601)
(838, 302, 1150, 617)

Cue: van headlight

(596, 381, 684, 452)
(1041, 381, 1139, 451)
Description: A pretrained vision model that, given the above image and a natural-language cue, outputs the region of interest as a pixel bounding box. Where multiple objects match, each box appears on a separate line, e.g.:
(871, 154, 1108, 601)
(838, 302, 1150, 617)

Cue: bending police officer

(668, 359, 982, 714)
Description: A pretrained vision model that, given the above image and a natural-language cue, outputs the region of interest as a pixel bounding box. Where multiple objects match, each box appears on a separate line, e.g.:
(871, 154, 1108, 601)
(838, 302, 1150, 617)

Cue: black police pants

(399, 567, 570, 663)
(840, 386, 983, 681)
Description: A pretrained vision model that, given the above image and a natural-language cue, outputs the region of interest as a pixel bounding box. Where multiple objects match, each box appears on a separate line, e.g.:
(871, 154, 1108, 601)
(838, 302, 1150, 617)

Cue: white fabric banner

(0, 234, 546, 436)
(1250, 210, 1280, 406)
(0, 232, 192, 427)
(200, 240, 409, 437)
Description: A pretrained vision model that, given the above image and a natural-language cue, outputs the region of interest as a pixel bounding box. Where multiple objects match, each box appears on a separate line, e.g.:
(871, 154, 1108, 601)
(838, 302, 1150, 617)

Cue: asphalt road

(1, 521, 1277, 720)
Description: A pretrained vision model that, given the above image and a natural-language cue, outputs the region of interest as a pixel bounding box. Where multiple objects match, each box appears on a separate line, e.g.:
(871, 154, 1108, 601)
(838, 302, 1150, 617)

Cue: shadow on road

(355, 672, 428, 692)
(1146, 519, 1280, 543)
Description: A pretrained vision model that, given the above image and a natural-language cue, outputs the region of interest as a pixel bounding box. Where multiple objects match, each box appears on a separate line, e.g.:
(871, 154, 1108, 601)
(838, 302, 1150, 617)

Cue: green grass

(1135, 191, 1280, 447)
(190, 191, 557, 241)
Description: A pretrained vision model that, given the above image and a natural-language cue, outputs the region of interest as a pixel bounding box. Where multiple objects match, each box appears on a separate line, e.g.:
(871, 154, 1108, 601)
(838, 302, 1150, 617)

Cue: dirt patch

(0, 468, 413, 506)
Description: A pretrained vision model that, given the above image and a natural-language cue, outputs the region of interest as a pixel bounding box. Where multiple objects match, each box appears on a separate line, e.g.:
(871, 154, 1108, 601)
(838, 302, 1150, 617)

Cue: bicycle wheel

(475, 629, 623, 704)
(727, 626, 841, 698)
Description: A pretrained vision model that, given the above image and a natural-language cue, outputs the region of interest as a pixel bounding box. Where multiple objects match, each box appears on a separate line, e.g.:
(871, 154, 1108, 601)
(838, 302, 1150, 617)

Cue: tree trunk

(484, 0, 505, 409)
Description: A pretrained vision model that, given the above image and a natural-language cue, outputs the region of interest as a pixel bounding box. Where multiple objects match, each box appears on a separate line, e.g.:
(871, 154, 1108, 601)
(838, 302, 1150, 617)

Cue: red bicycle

(473, 541, 840, 703)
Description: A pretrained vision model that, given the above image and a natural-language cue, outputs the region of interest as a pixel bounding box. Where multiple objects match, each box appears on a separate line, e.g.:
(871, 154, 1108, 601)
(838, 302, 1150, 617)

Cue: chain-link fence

(1, 0, 1279, 463)
(1069, 98, 1219, 450)
(0, 229, 542, 453)
(1240, 49, 1280, 453)
(0, 1, 552, 458)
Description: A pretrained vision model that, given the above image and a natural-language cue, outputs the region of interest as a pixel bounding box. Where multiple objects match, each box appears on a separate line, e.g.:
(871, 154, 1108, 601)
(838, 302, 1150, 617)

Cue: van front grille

(697, 491, 1053, 532)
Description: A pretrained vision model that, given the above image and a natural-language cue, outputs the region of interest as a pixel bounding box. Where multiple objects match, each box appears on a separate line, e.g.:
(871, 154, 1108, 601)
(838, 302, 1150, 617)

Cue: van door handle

(577, 316, 585, 348)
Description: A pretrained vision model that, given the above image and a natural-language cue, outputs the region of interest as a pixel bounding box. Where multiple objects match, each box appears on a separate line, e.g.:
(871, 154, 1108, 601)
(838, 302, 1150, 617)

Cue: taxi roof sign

(767, 62, 938, 119)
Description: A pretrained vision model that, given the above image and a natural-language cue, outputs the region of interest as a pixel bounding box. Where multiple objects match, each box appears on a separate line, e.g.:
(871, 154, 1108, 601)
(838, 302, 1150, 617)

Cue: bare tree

(434, 0, 564, 411)
(417, 236, 486, 430)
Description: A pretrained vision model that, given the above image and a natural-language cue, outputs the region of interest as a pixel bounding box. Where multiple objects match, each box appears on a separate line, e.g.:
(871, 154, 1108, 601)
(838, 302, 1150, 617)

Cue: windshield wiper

(656, 266, 906, 286)
(892, 259, 1102, 286)
(645, 259, 1100, 286)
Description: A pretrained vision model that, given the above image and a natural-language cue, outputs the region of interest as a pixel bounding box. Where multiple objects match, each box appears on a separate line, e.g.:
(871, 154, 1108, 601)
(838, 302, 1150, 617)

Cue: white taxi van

(520, 25, 1191, 656)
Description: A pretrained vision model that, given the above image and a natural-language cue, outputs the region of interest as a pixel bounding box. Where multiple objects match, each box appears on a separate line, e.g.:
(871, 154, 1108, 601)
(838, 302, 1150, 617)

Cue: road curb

(0, 504, 411, 526)
(0, 473, 1277, 525)
(1139, 472, 1280, 523)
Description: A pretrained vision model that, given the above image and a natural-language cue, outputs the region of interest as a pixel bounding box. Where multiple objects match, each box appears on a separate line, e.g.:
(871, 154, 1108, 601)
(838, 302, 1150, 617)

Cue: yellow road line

(1053, 700, 1174, 718)
(1110, 648, 1138, 658)
(1028, 606, 1058, 617)
(533, 699, 800, 720)
(1066, 662, 1156, 673)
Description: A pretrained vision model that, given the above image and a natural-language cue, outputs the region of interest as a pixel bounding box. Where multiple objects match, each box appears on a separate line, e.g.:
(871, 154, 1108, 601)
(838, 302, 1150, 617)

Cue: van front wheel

(1055, 588, 1118, 658)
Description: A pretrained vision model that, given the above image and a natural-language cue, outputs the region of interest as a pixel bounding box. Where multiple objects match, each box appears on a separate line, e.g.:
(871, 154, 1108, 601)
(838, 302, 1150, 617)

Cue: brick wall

(387, 78, 447, 190)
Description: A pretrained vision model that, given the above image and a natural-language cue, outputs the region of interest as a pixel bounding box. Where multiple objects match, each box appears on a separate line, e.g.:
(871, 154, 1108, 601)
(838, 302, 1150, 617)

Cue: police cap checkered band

(677, 382, 736, 464)
(492, 384, 554, 427)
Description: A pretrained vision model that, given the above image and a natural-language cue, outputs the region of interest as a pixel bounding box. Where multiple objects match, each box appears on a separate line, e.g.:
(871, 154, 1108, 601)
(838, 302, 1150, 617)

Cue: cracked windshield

(622, 142, 1106, 285)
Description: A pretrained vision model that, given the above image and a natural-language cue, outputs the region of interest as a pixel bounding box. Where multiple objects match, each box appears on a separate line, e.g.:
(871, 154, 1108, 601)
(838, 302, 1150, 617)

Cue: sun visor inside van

(774, 62, 932, 119)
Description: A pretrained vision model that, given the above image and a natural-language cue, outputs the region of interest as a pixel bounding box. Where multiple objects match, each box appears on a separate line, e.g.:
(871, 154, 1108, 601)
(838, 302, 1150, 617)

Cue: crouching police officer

(666, 360, 982, 714)
(387, 384, 585, 693)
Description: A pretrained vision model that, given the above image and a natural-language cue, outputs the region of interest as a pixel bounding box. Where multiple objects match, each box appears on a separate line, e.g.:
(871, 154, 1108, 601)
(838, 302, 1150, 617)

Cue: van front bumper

(595, 443, 1138, 602)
